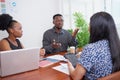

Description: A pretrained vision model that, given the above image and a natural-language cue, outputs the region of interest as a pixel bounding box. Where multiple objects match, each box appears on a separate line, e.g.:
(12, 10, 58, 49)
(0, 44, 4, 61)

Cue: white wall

(0, 0, 61, 48)
(1, 0, 120, 48)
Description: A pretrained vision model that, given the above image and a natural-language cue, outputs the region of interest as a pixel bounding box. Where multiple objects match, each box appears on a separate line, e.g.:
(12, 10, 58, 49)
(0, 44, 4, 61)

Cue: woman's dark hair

(90, 12, 120, 72)
(0, 14, 17, 31)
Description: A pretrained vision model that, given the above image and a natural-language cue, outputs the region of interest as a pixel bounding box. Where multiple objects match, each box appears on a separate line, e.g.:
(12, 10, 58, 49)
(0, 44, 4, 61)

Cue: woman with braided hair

(0, 14, 23, 51)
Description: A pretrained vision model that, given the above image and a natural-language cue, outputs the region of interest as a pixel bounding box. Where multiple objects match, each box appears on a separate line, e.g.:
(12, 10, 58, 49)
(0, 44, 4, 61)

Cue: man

(42, 14, 79, 54)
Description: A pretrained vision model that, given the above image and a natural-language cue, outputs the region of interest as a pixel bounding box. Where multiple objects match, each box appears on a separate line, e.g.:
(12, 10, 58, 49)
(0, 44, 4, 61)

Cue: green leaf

(73, 12, 90, 48)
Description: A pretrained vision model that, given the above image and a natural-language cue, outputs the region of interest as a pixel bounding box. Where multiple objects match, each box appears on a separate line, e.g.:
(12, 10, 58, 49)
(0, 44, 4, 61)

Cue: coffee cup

(69, 46, 75, 54)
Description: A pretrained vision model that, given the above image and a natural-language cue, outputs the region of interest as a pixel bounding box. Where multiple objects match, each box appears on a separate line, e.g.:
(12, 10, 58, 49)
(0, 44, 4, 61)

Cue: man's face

(53, 16, 64, 29)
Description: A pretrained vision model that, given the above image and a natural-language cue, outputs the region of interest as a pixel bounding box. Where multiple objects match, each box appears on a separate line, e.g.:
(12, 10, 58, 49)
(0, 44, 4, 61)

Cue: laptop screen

(0, 47, 40, 77)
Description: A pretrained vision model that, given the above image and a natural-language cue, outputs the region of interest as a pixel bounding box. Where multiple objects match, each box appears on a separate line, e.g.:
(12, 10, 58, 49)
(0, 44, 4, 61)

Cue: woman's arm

(68, 60, 86, 80)
(0, 39, 11, 51)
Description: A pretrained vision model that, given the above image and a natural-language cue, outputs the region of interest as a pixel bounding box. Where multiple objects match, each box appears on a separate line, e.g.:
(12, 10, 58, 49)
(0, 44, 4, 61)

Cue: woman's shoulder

(85, 40, 108, 48)
(0, 38, 8, 44)
(83, 42, 96, 50)
(0, 38, 10, 51)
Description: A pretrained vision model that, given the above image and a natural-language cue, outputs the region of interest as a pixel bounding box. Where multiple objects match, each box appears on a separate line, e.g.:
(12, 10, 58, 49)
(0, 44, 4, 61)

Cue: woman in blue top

(68, 12, 120, 80)
(0, 14, 23, 51)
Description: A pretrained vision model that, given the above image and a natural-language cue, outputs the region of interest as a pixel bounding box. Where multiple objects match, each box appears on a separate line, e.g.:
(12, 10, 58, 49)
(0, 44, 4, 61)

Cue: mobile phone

(64, 53, 77, 67)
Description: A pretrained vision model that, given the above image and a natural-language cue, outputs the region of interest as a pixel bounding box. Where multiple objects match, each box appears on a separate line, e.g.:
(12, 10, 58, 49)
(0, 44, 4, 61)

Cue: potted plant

(68, 12, 89, 52)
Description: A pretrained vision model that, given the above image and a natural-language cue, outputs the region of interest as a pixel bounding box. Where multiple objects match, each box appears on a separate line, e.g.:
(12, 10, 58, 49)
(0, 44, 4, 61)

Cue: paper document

(39, 55, 67, 67)
(52, 63, 69, 75)
(39, 60, 54, 67)
(47, 55, 67, 61)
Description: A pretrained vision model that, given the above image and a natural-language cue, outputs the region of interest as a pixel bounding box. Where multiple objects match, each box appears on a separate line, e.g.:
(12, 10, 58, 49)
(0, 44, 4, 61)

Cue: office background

(0, 0, 120, 48)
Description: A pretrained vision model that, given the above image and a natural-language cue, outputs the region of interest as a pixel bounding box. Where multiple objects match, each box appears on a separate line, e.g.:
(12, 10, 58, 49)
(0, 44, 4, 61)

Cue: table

(0, 52, 73, 80)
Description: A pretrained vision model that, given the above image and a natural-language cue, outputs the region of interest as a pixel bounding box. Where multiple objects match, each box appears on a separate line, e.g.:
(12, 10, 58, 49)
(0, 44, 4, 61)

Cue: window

(60, 0, 120, 37)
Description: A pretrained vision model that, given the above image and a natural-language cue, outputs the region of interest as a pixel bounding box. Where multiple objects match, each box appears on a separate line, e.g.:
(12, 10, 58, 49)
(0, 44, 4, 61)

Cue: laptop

(0, 47, 40, 77)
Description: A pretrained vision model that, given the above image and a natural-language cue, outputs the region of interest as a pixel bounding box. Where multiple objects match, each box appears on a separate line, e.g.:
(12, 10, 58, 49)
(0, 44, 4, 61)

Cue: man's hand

(72, 28, 79, 37)
(52, 39, 61, 49)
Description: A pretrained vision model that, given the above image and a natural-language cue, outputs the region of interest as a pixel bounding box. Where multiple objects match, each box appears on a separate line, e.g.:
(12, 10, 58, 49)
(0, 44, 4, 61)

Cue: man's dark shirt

(42, 27, 77, 54)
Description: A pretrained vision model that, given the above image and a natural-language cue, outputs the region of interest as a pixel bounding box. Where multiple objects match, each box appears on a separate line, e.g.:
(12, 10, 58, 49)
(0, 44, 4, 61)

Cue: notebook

(0, 47, 40, 77)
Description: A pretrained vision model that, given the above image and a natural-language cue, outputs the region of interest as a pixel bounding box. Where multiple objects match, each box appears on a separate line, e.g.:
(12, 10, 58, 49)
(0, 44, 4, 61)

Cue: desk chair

(98, 71, 120, 80)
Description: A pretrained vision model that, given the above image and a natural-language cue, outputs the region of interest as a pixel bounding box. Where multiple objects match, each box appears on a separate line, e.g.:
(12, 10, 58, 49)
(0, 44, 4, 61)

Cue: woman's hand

(67, 59, 75, 74)
(67, 59, 86, 80)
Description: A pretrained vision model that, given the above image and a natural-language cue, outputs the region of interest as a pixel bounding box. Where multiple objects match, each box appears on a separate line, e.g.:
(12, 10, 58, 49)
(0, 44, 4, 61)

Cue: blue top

(78, 40, 112, 80)
(43, 27, 77, 54)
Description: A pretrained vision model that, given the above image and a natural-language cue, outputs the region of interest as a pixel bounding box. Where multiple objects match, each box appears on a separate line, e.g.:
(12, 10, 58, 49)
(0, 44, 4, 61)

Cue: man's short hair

(53, 14, 63, 20)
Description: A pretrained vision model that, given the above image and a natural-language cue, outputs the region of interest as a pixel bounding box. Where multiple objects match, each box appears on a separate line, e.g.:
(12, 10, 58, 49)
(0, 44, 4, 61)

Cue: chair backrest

(98, 71, 120, 80)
